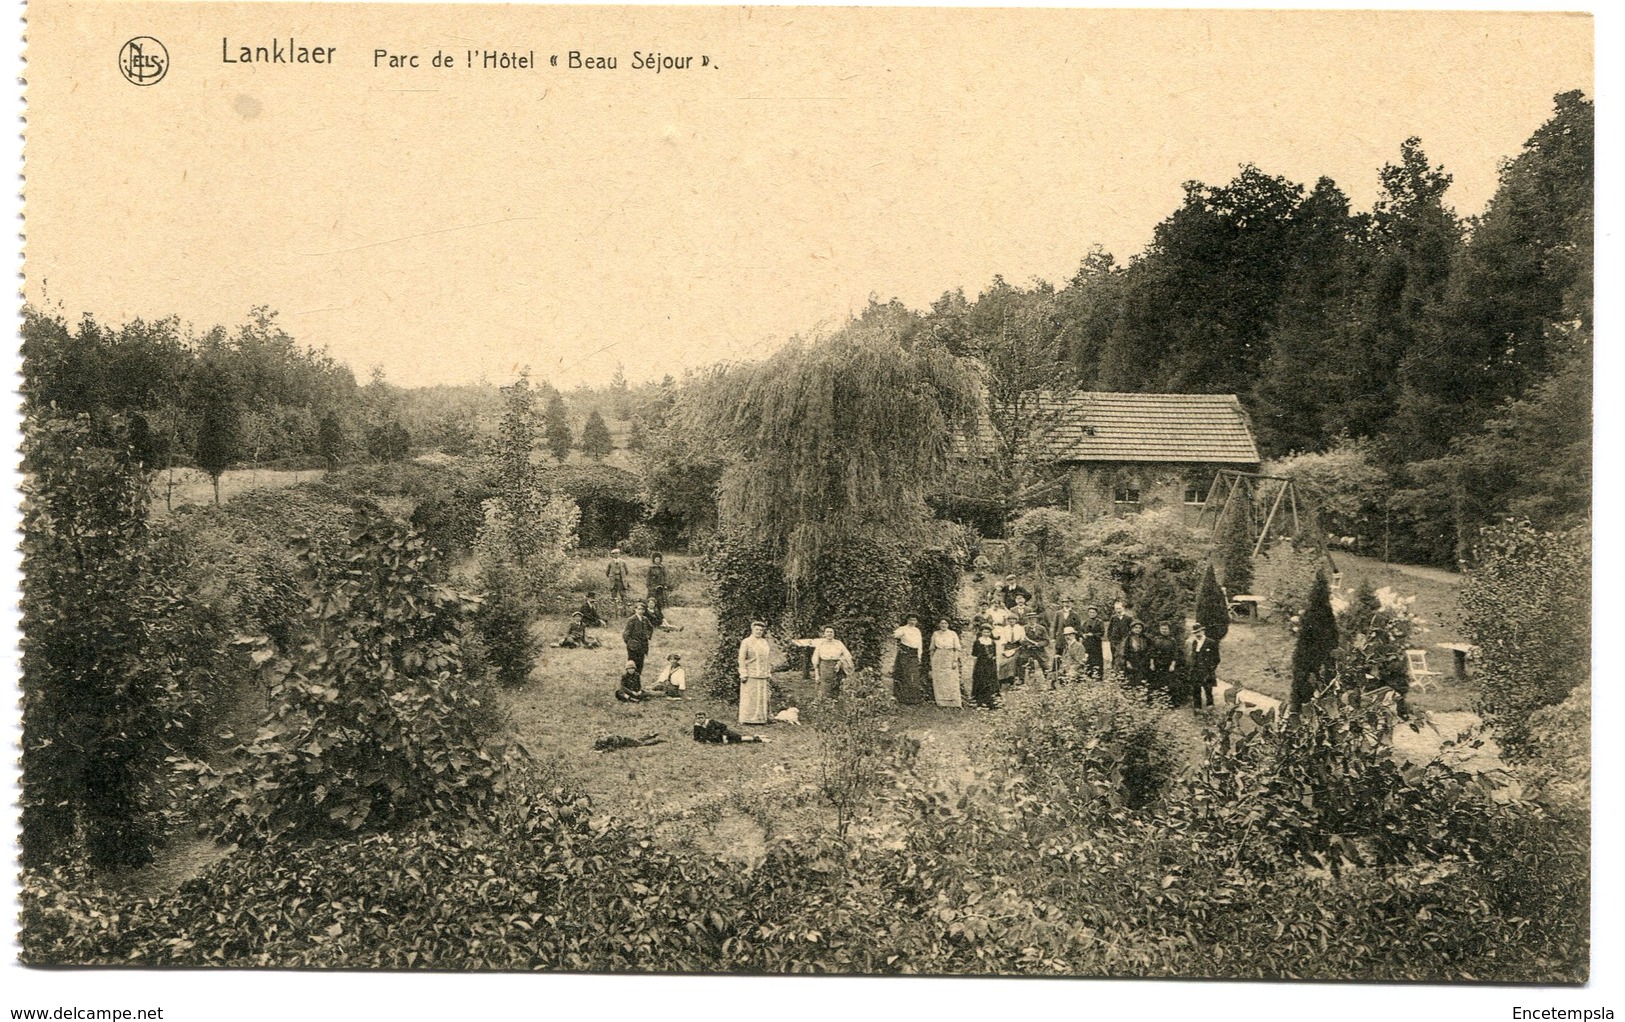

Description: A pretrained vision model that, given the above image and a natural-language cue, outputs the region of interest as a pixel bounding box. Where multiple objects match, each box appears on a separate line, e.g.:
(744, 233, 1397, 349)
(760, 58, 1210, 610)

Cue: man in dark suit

(1079, 607, 1106, 680)
(1107, 601, 1135, 672)
(579, 592, 605, 628)
(1049, 598, 1083, 646)
(999, 576, 1031, 610)
(1186, 622, 1221, 712)
(623, 604, 655, 676)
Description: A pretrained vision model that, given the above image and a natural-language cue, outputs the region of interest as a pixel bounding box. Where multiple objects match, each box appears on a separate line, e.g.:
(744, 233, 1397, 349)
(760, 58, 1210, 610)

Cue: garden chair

(1404, 649, 1441, 693)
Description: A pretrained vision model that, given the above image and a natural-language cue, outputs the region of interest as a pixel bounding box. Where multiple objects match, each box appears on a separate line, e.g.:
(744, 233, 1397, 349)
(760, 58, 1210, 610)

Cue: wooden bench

(1228, 595, 1263, 622)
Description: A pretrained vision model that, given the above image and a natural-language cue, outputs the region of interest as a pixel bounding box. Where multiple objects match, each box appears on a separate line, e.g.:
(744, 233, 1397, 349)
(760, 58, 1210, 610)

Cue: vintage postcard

(10, 2, 1601, 1018)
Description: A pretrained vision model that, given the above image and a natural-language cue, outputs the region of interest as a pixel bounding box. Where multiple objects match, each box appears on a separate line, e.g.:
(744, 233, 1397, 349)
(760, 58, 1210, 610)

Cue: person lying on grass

(594, 733, 664, 751)
(615, 660, 646, 702)
(692, 712, 770, 744)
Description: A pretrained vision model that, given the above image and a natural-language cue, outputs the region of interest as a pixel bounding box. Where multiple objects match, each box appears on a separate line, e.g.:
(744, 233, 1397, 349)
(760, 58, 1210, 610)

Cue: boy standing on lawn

(606, 548, 630, 612)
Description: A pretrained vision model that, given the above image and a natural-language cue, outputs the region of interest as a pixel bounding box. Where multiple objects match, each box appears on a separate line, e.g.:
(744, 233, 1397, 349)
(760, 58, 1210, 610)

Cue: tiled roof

(1030, 392, 1261, 464)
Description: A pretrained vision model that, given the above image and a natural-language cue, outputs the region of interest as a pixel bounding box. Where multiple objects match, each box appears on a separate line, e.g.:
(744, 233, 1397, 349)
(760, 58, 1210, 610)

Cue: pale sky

(26, 5, 1592, 388)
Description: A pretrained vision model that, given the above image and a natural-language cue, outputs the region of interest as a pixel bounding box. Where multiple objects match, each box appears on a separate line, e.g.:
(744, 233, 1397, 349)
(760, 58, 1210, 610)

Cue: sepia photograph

(8, 1, 1605, 1016)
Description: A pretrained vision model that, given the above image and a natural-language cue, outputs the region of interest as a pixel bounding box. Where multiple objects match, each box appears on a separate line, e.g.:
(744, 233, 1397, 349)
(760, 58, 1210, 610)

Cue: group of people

(586, 550, 1225, 730)
(759, 575, 1224, 715)
(959, 577, 1222, 711)
(605, 548, 668, 615)
(549, 548, 689, 704)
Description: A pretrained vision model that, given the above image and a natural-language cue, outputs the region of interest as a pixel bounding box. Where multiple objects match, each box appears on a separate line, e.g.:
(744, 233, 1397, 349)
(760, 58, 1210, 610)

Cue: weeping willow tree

(692, 316, 980, 668)
(702, 324, 980, 582)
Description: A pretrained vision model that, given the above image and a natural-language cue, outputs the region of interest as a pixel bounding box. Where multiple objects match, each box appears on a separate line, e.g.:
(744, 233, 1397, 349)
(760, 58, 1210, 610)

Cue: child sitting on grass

(655, 652, 687, 699)
(614, 660, 646, 702)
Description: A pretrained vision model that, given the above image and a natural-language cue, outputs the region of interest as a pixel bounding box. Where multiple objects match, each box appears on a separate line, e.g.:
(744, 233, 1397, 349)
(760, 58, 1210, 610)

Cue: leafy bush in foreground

(198, 522, 511, 846)
(22, 414, 187, 869)
(23, 689, 1585, 982)
(990, 681, 1182, 810)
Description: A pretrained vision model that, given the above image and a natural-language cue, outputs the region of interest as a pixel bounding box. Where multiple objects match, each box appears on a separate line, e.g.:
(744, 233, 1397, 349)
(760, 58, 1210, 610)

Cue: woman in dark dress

(1120, 621, 1153, 690)
(646, 553, 670, 613)
(970, 624, 1001, 709)
(1148, 621, 1184, 704)
(892, 614, 928, 705)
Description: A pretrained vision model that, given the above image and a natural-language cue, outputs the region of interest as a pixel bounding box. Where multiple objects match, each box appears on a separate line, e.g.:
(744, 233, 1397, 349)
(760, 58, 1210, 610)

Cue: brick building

(1026, 392, 1262, 520)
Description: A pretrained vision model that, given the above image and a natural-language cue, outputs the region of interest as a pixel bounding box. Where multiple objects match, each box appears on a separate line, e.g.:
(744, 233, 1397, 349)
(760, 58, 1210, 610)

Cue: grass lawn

(1221, 551, 1478, 715)
(501, 596, 990, 856)
(502, 560, 1207, 854)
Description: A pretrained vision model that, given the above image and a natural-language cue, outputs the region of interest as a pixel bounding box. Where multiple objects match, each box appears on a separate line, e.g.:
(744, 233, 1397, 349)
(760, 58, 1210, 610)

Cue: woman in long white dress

(996, 616, 1026, 687)
(929, 618, 963, 708)
(736, 620, 773, 724)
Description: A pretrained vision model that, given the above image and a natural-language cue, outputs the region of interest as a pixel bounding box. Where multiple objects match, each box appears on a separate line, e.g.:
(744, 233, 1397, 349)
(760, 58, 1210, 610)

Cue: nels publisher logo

(119, 36, 169, 86)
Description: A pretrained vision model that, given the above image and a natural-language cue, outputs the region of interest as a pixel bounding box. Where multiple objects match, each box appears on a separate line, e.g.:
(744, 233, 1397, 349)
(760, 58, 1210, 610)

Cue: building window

(1184, 485, 1207, 505)
(1113, 486, 1141, 505)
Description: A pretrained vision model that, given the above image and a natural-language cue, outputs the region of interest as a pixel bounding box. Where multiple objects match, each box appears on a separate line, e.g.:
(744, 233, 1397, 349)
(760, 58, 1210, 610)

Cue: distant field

(150, 466, 325, 513)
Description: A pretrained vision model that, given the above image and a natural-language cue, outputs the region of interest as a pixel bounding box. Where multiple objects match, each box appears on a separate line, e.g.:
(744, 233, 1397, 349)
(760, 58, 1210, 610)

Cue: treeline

(868, 91, 1591, 565)
(20, 306, 643, 494)
(23, 306, 381, 497)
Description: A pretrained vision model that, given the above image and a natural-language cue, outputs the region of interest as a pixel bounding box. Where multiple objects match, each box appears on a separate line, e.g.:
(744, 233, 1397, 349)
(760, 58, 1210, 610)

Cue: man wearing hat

(606, 548, 630, 613)
(1105, 597, 1131, 669)
(1058, 624, 1091, 682)
(578, 591, 606, 628)
(1186, 621, 1221, 712)
(1079, 606, 1107, 681)
(622, 600, 655, 676)
(1049, 598, 1083, 650)
(999, 575, 1031, 610)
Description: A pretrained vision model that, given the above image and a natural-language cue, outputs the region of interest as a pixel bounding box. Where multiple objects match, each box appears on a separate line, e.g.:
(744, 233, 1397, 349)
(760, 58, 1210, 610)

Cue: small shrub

(1334, 593, 1415, 707)
(1290, 570, 1339, 708)
(1192, 561, 1229, 641)
(991, 682, 1181, 810)
(813, 667, 913, 838)
(1214, 487, 1255, 593)
(474, 558, 540, 688)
